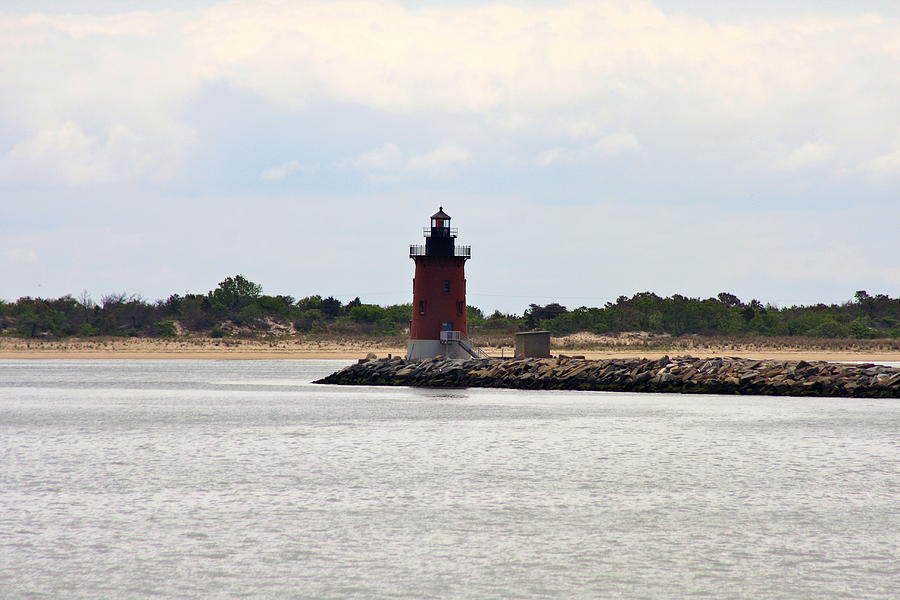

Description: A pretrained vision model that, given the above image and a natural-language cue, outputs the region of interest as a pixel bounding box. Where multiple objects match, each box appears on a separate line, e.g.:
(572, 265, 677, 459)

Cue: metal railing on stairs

(439, 331, 490, 358)
(458, 340, 490, 359)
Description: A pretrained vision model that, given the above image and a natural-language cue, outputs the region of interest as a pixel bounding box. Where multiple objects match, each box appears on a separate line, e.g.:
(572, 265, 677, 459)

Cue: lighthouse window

(457, 301, 464, 316)
(443, 280, 451, 294)
(419, 300, 426, 315)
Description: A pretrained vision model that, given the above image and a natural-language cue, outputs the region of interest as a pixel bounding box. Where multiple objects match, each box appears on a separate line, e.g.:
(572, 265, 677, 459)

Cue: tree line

(520, 291, 900, 339)
(1, 276, 898, 340)
(0, 276, 414, 339)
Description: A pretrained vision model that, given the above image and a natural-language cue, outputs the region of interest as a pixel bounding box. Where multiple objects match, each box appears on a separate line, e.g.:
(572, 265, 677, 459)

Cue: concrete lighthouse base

(406, 339, 473, 360)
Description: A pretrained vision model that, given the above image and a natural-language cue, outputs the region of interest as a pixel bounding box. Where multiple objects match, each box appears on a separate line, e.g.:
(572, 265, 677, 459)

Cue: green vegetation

(509, 290, 900, 339)
(0, 276, 413, 339)
(1, 277, 898, 340)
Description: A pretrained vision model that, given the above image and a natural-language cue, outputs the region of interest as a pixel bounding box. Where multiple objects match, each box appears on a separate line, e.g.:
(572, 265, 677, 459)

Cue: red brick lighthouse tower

(408, 208, 482, 359)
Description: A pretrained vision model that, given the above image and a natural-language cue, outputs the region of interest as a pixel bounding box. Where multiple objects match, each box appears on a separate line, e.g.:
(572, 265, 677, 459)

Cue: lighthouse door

(441, 321, 454, 332)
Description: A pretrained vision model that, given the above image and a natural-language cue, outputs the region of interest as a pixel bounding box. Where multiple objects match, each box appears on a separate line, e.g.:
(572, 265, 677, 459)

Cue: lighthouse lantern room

(408, 208, 481, 359)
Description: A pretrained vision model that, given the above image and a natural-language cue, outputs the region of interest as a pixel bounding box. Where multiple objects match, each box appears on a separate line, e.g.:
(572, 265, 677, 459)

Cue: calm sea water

(1, 359, 898, 600)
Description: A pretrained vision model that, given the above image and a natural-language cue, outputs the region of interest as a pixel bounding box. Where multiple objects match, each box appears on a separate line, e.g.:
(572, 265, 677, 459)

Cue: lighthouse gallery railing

(409, 245, 471, 258)
(423, 227, 458, 237)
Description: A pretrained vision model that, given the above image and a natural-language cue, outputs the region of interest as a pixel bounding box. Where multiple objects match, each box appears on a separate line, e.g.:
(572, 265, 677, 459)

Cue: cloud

(535, 147, 575, 167)
(2, 246, 38, 266)
(181, 1, 900, 178)
(1, 1, 900, 186)
(859, 148, 900, 179)
(594, 133, 641, 156)
(407, 145, 470, 169)
(349, 143, 469, 171)
(180, 2, 898, 120)
(0, 121, 192, 184)
(0, 122, 112, 184)
(350, 144, 406, 170)
(773, 141, 836, 172)
(0, 10, 197, 184)
(260, 159, 314, 181)
(536, 132, 640, 166)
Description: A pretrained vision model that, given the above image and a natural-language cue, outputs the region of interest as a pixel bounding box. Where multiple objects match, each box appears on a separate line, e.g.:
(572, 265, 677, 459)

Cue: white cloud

(349, 143, 469, 171)
(0, 121, 192, 184)
(260, 159, 313, 181)
(0, 11, 197, 183)
(2, 247, 39, 266)
(773, 141, 836, 172)
(350, 144, 406, 170)
(593, 133, 640, 156)
(407, 145, 469, 169)
(1, 2, 900, 183)
(1, 122, 110, 184)
(859, 148, 900, 178)
(181, 1, 900, 129)
(536, 147, 577, 167)
(536, 132, 640, 165)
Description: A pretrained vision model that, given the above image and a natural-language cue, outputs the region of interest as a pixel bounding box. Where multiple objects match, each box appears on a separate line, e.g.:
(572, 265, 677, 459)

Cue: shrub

(349, 304, 385, 323)
(807, 320, 850, 338)
(235, 304, 262, 326)
(77, 323, 99, 337)
(153, 320, 177, 337)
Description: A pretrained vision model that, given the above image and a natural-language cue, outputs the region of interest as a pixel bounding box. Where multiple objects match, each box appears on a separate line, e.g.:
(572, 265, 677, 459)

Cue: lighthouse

(407, 208, 483, 359)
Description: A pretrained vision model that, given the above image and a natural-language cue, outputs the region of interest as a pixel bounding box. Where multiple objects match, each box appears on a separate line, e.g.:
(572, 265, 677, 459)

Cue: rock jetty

(315, 355, 900, 398)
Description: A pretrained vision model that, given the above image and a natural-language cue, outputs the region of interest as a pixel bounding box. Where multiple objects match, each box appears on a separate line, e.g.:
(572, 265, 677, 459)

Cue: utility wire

(322, 292, 605, 300)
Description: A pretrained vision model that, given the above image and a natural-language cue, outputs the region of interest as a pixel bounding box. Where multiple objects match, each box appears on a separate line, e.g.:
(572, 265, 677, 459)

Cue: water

(1, 359, 898, 599)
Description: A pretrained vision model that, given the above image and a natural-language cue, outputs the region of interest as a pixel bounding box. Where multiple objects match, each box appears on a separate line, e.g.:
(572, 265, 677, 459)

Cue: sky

(2, 0, 899, 314)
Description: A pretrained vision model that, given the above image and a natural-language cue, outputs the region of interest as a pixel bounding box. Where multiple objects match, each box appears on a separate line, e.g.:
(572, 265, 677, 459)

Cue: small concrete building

(515, 331, 551, 358)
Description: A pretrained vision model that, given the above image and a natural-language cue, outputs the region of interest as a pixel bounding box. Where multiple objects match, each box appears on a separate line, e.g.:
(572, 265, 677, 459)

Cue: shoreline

(0, 338, 404, 360)
(0, 337, 898, 363)
(0, 351, 379, 360)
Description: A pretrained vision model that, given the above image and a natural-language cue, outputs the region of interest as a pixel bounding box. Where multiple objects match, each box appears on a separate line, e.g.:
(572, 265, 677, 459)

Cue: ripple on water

(0, 359, 898, 599)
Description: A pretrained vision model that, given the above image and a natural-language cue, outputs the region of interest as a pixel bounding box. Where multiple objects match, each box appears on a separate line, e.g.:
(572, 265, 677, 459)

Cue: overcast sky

(2, 0, 898, 314)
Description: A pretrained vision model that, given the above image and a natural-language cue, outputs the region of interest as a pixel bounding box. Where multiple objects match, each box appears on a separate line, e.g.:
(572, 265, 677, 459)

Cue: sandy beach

(0, 336, 898, 363)
(0, 338, 406, 360)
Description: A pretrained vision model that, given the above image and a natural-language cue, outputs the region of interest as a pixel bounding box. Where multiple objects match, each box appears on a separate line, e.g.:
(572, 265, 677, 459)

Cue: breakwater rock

(315, 355, 900, 398)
